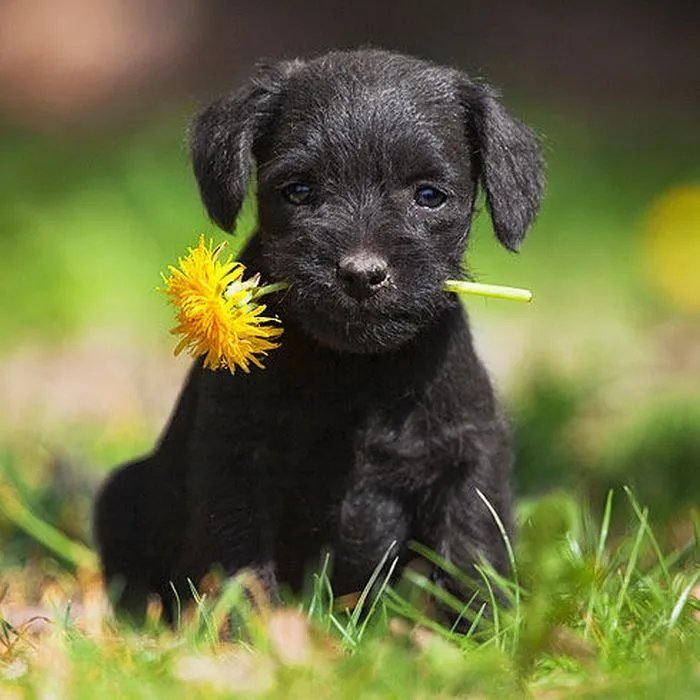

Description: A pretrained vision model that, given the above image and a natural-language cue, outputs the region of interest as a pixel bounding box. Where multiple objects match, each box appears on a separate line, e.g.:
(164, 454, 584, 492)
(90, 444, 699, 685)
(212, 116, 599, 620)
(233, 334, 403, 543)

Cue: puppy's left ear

(460, 82, 545, 251)
(189, 61, 299, 232)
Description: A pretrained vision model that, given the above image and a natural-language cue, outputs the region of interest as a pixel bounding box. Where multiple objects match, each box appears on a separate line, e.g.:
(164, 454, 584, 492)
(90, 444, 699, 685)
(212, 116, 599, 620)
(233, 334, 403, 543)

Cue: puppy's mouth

(281, 280, 446, 354)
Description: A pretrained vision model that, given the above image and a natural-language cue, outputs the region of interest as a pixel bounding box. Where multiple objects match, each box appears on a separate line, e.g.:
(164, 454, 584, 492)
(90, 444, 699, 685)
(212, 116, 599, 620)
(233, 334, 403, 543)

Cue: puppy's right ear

(460, 81, 545, 252)
(189, 63, 296, 232)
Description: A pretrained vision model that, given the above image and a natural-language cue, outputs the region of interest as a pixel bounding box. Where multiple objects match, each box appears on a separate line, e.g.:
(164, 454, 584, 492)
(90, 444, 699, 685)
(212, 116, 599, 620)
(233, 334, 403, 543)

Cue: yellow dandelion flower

(161, 235, 285, 373)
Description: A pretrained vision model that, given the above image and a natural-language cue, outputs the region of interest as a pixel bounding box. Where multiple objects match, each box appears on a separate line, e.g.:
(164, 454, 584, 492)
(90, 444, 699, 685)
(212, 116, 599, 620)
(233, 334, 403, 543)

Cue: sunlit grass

(1, 463, 699, 698)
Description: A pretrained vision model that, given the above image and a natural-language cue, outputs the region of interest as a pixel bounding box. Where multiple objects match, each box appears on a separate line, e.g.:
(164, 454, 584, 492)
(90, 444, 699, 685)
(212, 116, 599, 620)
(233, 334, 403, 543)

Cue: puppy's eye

(281, 182, 313, 205)
(414, 186, 447, 209)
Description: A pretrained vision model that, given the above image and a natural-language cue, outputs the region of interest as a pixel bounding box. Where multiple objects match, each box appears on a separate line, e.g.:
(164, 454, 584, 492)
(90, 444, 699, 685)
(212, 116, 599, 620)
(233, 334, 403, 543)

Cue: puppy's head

(190, 50, 544, 353)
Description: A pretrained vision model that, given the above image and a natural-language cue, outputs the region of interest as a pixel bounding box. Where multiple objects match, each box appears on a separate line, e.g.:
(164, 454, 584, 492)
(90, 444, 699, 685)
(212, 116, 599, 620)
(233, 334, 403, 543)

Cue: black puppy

(94, 49, 543, 620)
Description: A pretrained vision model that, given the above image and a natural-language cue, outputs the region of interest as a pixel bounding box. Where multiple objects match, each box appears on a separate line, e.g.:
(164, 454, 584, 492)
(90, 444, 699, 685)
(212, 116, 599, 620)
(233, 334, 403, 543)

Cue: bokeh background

(1, 0, 699, 575)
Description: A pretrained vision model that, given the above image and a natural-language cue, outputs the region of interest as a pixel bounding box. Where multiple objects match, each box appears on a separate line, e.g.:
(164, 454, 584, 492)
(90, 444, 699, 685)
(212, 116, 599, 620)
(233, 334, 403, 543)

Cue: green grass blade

(0, 485, 98, 571)
(623, 486, 671, 587)
(474, 564, 501, 642)
(669, 571, 700, 630)
(613, 504, 649, 629)
(595, 490, 615, 569)
(401, 568, 491, 632)
(207, 577, 247, 639)
(475, 488, 520, 617)
(383, 587, 464, 641)
(169, 581, 183, 629)
(585, 489, 614, 639)
(350, 540, 398, 630)
(357, 556, 399, 640)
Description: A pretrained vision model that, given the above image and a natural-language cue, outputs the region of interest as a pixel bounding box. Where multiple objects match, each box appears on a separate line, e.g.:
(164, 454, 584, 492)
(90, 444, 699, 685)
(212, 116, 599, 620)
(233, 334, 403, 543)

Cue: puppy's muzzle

(337, 252, 389, 301)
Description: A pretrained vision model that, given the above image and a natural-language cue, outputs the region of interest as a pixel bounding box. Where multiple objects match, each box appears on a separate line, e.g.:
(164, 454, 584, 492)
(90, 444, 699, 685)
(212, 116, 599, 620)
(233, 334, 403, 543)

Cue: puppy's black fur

(94, 49, 544, 620)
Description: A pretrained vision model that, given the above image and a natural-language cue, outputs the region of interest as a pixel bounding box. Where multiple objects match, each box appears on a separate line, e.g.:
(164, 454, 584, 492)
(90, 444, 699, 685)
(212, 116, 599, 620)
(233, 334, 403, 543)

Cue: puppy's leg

(174, 464, 280, 603)
(418, 450, 513, 627)
(332, 485, 410, 596)
(171, 377, 282, 603)
(94, 365, 199, 621)
(94, 457, 185, 621)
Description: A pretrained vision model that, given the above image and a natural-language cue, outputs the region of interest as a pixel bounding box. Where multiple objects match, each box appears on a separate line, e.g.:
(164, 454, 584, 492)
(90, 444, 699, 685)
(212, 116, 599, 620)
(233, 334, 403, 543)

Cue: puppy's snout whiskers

(337, 252, 390, 301)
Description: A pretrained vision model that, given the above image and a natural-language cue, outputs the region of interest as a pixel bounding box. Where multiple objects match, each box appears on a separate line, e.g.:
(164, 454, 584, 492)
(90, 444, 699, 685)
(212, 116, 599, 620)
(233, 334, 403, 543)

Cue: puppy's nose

(337, 252, 389, 299)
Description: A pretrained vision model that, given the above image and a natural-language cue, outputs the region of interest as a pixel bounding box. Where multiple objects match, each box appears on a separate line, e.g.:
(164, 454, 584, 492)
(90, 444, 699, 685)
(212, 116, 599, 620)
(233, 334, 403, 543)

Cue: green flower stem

(253, 282, 290, 298)
(232, 279, 532, 304)
(443, 279, 533, 303)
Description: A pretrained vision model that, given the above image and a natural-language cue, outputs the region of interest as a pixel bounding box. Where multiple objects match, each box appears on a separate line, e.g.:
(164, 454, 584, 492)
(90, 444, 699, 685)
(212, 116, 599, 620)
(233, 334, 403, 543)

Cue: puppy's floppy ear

(460, 81, 545, 251)
(189, 62, 297, 232)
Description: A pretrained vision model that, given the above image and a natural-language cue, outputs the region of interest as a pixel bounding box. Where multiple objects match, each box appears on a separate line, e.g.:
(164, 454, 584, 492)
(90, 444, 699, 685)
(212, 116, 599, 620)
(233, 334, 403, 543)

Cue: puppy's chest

(272, 397, 440, 494)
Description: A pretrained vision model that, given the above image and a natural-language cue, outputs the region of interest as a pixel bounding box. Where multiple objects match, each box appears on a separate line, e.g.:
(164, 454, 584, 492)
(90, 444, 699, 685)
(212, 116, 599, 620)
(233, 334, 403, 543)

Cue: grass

(1, 472, 700, 698)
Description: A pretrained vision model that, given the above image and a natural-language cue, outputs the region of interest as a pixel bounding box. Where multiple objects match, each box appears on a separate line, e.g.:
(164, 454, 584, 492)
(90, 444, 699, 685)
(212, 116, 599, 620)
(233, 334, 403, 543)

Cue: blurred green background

(0, 0, 699, 567)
